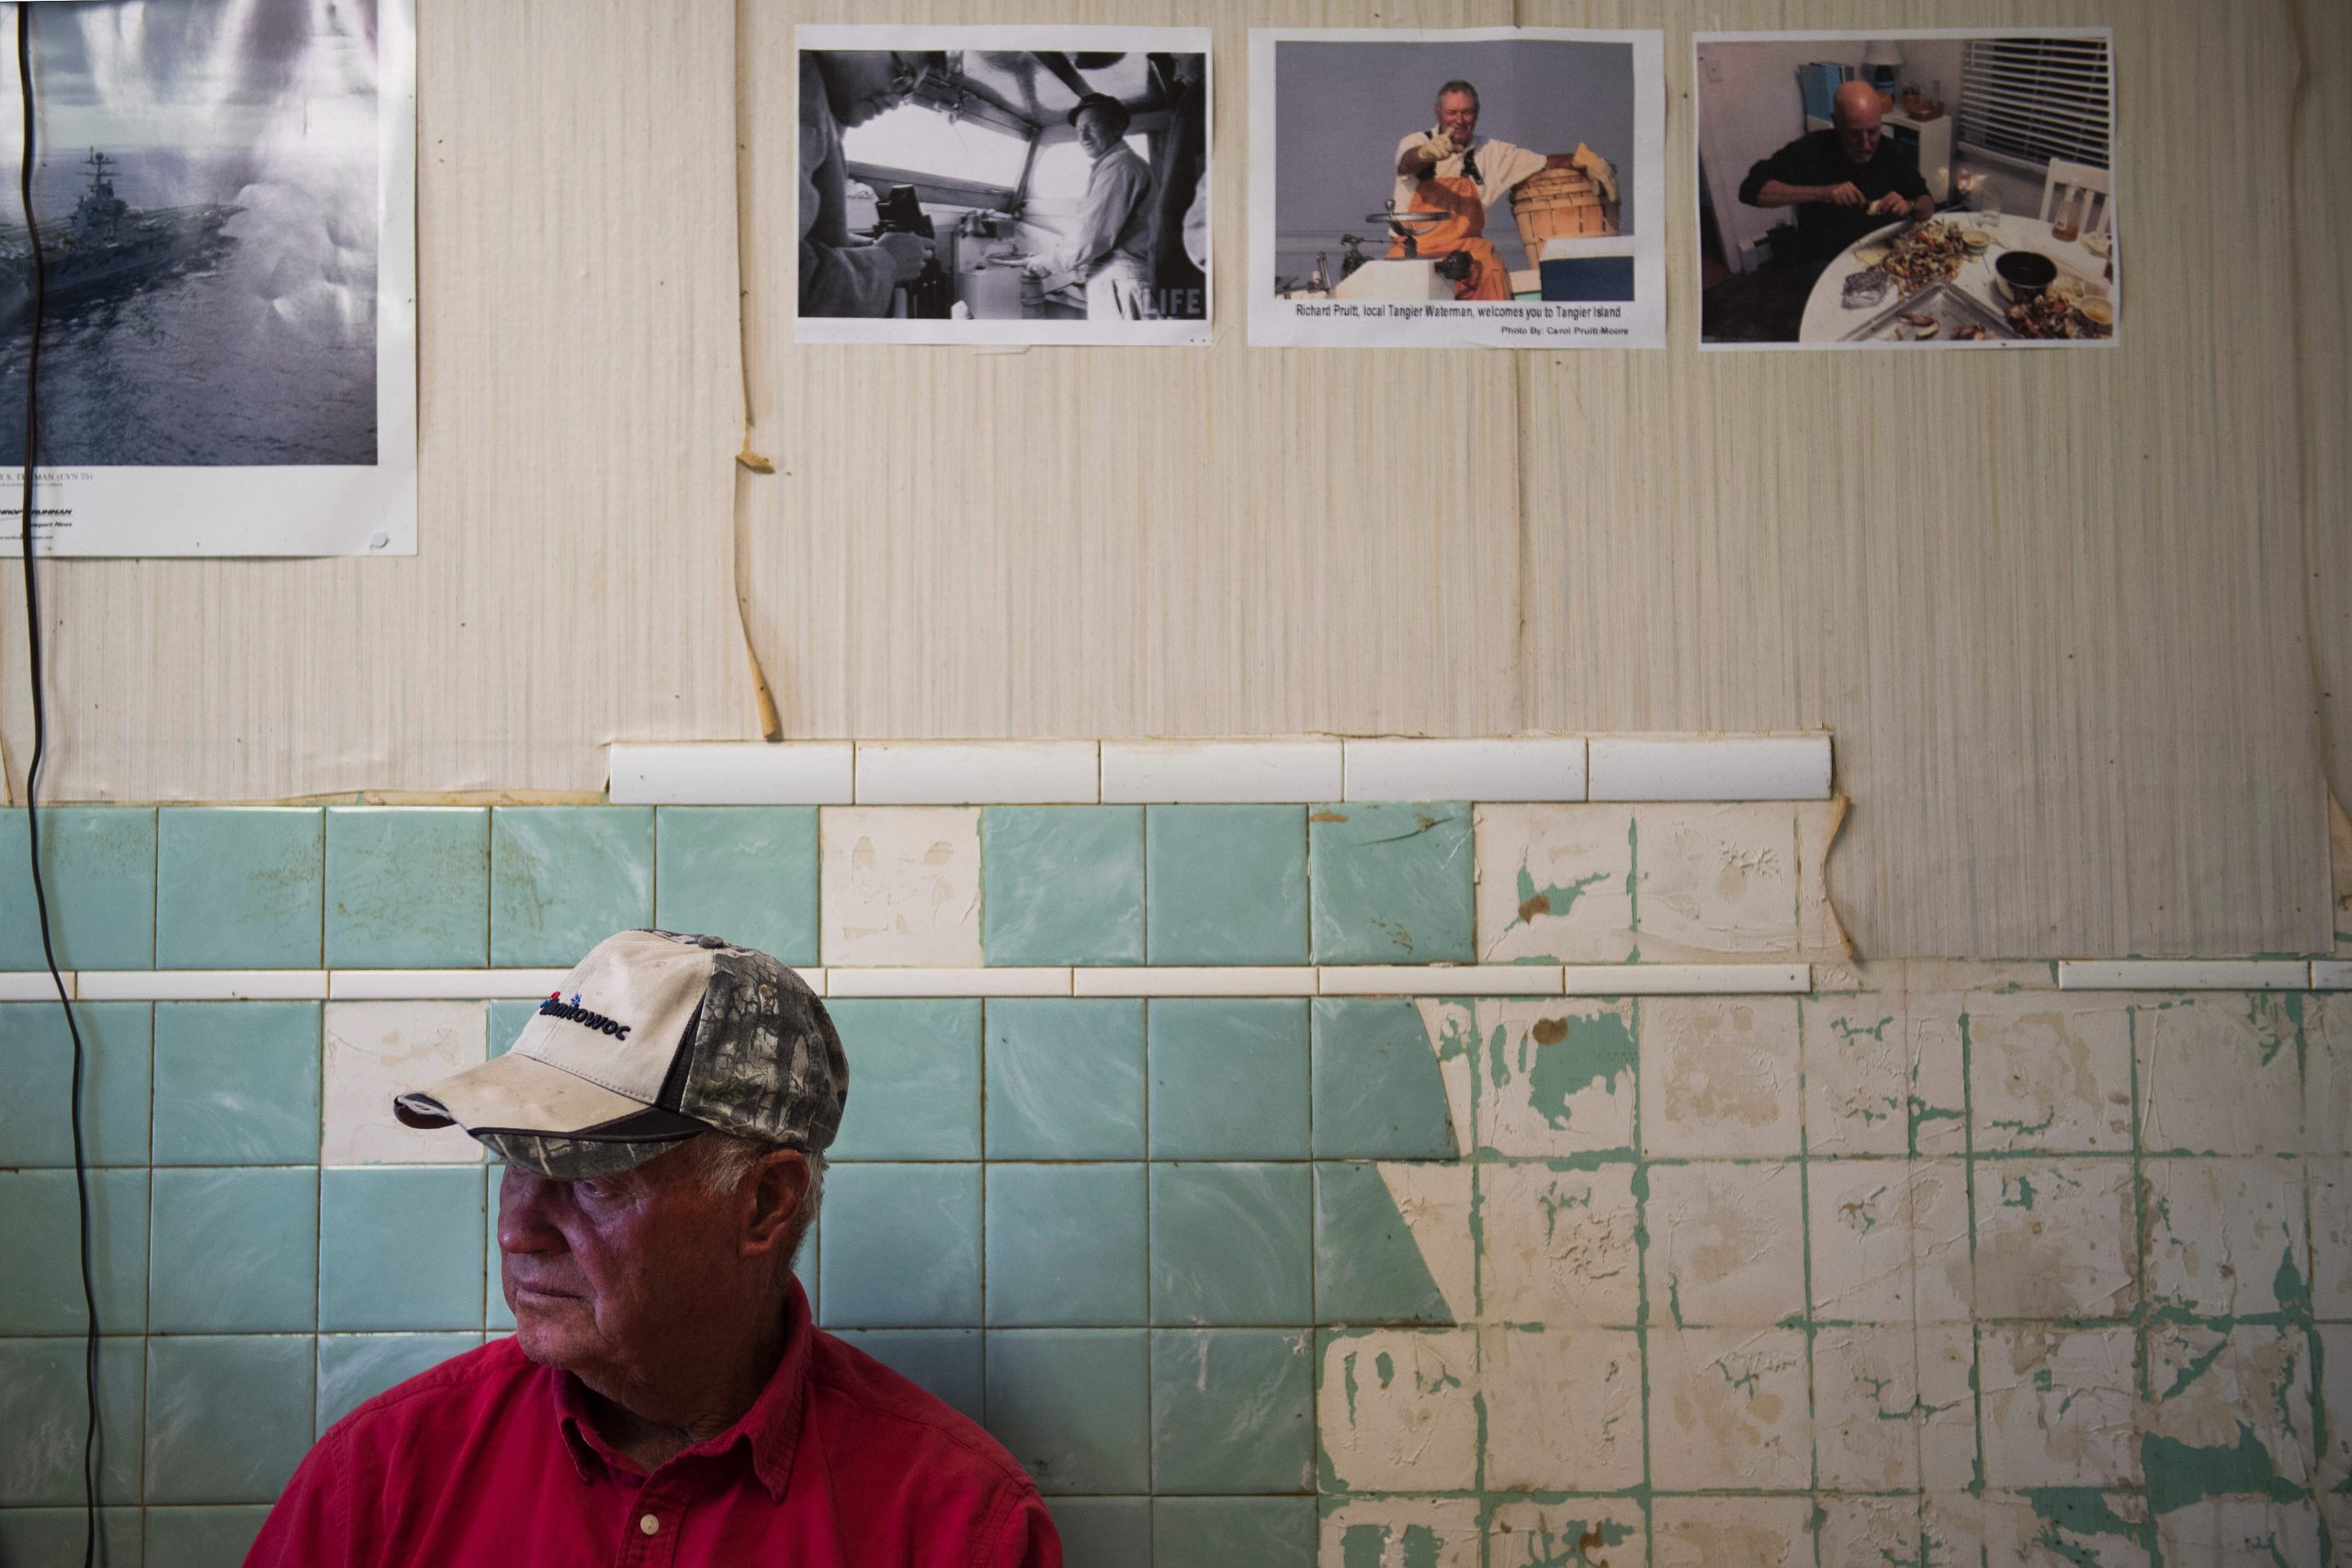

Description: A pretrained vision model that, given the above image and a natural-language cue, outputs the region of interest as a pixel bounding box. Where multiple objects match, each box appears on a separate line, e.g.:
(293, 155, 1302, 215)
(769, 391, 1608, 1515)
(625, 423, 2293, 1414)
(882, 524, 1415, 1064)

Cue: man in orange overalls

(1389, 79, 1619, 301)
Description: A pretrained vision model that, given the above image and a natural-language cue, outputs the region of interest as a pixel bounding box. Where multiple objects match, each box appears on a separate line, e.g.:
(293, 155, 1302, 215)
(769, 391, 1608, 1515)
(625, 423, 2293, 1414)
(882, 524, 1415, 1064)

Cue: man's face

(1835, 101, 1883, 165)
(1075, 106, 1122, 159)
(830, 51, 910, 129)
(497, 1145, 788, 1388)
(1436, 91, 1479, 146)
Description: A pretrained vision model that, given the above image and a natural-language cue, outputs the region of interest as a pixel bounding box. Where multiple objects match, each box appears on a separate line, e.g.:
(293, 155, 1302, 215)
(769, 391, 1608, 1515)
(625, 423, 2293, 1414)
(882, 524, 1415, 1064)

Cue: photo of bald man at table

(1695, 30, 2118, 348)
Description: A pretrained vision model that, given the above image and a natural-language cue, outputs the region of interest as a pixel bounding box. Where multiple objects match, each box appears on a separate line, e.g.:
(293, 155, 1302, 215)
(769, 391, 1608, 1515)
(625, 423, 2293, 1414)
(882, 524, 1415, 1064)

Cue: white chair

(2039, 158, 2112, 236)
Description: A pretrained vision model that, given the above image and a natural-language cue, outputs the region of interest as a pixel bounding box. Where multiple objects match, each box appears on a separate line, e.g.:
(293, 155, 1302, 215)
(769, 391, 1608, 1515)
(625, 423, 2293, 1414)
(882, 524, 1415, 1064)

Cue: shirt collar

(548, 1276, 816, 1504)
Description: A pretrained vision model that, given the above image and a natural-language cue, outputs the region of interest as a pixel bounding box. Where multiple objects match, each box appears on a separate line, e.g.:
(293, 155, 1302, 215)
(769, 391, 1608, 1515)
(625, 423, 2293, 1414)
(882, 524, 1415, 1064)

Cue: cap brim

(396, 1047, 654, 1135)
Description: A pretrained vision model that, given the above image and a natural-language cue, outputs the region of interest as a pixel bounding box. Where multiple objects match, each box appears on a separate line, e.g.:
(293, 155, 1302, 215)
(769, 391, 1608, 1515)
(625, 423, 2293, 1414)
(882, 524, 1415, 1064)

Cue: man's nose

(496, 1168, 564, 1253)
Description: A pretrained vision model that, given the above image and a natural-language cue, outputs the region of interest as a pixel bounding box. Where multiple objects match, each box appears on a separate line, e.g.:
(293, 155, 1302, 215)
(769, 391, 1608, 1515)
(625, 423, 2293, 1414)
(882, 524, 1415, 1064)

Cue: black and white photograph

(795, 27, 1209, 347)
(1248, 28, 1663, 350)
(2, 0, 416, 554)
(1696, 30, 2118, 348)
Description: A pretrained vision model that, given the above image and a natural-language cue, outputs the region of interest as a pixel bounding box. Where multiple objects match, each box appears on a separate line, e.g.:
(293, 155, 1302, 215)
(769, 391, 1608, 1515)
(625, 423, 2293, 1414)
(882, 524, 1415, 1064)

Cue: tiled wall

(2, 795, 2348, 1567)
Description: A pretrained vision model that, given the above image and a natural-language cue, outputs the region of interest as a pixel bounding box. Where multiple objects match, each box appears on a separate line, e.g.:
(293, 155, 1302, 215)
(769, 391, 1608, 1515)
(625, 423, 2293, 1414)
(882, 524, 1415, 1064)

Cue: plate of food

(1873, 220, 1966, 290)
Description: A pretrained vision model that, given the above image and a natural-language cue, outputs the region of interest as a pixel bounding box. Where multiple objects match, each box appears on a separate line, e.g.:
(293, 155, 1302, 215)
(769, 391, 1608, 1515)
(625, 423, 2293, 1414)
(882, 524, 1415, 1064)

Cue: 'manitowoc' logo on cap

(538, 992, 633, 1039)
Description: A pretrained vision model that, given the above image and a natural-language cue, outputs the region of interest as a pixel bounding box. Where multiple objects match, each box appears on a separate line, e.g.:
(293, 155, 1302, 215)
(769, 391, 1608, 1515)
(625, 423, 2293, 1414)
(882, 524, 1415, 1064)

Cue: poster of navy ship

(1, 0, 414, 556)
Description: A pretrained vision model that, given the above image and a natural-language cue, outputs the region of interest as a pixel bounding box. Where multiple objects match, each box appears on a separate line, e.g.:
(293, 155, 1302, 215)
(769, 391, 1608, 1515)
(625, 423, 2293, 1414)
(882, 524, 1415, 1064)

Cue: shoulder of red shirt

(322, 1331, 1037, 1498)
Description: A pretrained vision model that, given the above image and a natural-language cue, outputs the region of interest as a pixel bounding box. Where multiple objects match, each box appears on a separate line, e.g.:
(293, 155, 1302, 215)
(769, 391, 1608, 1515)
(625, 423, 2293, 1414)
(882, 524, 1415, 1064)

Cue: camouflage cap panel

(677, 944, 848, 1155)
(479, 1130, 694, 1181)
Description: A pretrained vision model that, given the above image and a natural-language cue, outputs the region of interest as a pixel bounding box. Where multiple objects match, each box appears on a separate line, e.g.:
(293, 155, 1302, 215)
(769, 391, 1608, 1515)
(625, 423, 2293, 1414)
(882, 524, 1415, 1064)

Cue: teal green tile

(320, 1167, 485, 1332)
(986, 1164, 1146, 1326)
(143, 1336, 314, 1504)
(0, 1338, 142, 1505)
(484, 1165, 514, 1332)
(1150, 1329, 1314, 1494)
(1309, 998, 1458, 1158)
(818, 1164, 980, 1327)
(984, 999, 1145, 1159)
(155, 808, 323, 970)
(653, 806, 820, 964)
(984, 1329, 1148, 1495)
(827, 999, 980, 1160)
(1307, 801, 1473, 964)
(148, 1168, 317, 1333)
(1148, 998, 1309, 1158)
(1154, 1497, 1315, 1568)
(982, 807, 1144, 965)
(0, 1168, 148, 1334)
(1145, 807, 1306, 965)
(830, 1329, 983, 1424)
(143, 1506, 273, 1568)
(0, 807, 155, 970)
(1050, 1498, 1151, 1568)
(1149, 1164, 1311, 1325)
(316, 1333, 481, 1434)
(151, 1001, 321, 1165)
(488, 807, 653, 967)
(0, 1001, 151, 1167)
(324, 807, 488, 968)
(486, 998, 537, 1059)
(1313, 1163, 1452, 1324)
(0, 1506, 141, 1566)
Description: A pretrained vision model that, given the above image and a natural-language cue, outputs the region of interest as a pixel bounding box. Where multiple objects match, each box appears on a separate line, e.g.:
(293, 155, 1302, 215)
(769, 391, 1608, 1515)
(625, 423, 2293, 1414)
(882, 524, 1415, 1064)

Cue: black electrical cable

(15, 7, 105, 1566)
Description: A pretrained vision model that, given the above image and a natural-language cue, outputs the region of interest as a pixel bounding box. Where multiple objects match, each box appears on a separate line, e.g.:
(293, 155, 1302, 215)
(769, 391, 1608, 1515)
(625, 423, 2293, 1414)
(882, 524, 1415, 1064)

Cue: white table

(1798, 214, 2113, 344)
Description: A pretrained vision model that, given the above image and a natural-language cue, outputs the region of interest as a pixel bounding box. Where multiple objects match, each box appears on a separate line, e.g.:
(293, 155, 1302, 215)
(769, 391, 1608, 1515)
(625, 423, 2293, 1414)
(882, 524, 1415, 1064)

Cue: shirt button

(639, 1514, 660, 1537)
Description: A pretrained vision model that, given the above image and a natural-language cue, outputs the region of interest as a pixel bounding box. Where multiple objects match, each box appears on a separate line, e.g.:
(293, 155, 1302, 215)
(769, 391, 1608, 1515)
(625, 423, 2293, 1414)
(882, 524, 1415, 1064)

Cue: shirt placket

(611, 1472, 692, 1568)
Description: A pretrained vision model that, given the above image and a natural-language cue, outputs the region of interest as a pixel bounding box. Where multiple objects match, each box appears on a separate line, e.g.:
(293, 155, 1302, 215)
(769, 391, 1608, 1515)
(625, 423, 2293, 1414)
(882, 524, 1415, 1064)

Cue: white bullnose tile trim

(1099, 740, 1342, 804)
(825, 967, 1070, 998)
(1072, 966, 1321, 998)
(1586, 735, 1832, 801)
(1342, 739, 1587, 803)
(608, 742, 854, 806)
(2057, 959, 2312, 991)
(2312, 961, 2351, 990)
(1318, 965, 1565, 996)
(329, 969, 571, 1000)
(854, 741, 1100, 805)
(1563, 963, 1811, 996)
(76, 970, 331, 1000)
(0, 971, 74, 1000)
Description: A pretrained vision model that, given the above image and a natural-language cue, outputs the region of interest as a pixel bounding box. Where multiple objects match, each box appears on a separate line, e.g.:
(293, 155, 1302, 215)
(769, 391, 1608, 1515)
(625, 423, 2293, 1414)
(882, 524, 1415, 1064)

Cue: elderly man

(1738, 78, 1933, 266)
(246, 930, 1059, 1567)
(800, 50, 946, 316)
(1390, 78, 1618, 301)
(1027, 92, 1154, 321)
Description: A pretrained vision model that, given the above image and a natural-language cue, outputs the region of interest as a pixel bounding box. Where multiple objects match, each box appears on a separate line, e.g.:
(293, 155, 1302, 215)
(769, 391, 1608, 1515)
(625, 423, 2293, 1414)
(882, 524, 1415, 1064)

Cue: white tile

(1316, 964, 1561, 996)
(322, 999, 488, 1166)
(2314, 961, 2352, 989)
(2057, 959, 2309, 990)
(818, 807, 984, 967)
(852, 741, 1098, 805)
(1587, 735, 1831, 801)
(606, 741, 853, 805)
(75, 969, 330, 1000)
(1561, 963, 1808, 995)
(329, 968, 569, 1000)
(0, 971, 73, 1000)
(1098, 739, 1340, 803)
(1069, 965, 1318, 997)
(1340, 738, 1586, 802)
(821, 967, 1069, 998)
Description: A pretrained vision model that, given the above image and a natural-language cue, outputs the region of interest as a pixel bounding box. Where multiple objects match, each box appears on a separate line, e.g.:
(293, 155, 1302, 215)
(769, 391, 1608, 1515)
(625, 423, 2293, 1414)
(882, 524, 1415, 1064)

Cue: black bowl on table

(1994, 249, 2058, 301)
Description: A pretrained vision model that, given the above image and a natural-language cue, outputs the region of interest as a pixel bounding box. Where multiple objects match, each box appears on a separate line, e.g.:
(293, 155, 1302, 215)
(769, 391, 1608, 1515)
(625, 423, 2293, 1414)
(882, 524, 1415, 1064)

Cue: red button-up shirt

(246, 1282, 1060, 1568)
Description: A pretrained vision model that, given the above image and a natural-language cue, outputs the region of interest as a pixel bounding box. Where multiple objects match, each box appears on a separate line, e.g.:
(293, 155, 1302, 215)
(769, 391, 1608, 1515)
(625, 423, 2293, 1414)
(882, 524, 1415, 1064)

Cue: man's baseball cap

(392, 930, 847, 1180)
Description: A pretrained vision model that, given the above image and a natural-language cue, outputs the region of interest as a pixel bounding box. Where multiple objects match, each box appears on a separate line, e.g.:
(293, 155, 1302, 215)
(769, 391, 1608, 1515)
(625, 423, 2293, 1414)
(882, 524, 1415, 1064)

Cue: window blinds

(1958, 36, 2113, 170)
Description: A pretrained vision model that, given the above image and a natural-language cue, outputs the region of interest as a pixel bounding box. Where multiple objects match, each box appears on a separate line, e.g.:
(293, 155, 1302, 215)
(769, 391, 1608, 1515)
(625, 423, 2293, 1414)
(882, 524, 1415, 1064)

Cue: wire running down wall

(0, 0, 2343, 964)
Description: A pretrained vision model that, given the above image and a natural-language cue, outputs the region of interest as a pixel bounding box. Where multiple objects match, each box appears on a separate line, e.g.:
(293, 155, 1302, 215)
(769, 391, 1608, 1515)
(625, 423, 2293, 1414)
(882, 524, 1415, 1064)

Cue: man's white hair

(687, 1131, 825, 1266)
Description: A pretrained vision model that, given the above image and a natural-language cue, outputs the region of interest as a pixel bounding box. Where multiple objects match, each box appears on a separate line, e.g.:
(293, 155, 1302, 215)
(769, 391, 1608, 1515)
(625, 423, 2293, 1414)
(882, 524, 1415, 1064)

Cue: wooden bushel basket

(1509, 167, 1621, 257)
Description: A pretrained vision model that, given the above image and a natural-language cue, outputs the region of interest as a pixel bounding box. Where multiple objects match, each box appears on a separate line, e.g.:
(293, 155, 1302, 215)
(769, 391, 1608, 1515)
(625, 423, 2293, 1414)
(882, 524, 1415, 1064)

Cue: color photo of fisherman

(794, 29, 1209, 346)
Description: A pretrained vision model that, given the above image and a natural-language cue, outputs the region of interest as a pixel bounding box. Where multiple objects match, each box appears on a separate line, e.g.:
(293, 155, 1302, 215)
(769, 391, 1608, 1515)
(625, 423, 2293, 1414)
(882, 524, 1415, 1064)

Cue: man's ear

(741, 1150, 811, 1258)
